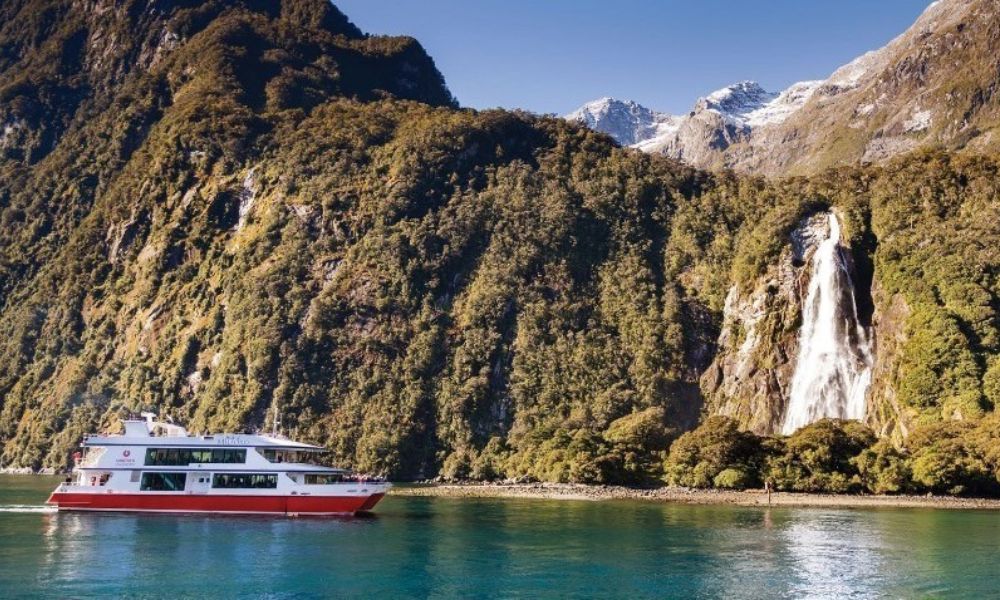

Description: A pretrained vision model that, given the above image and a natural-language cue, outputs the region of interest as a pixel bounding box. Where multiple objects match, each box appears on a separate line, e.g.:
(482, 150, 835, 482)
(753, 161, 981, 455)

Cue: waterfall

(781, 212, 872, 435)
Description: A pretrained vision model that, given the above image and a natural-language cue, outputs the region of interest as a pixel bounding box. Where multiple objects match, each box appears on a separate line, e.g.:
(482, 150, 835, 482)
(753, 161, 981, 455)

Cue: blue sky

(335, 1, 933, 115)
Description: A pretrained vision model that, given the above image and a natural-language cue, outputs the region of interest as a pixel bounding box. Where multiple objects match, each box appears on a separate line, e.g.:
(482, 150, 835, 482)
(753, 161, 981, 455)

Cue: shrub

(852, 439, 911, 494)
(713, 468, 752, 489)
(906, 421, 997, 496)
(967, 412, 1000, 479)
(441, 446, 475, 481)
(766, 419, 875, 493)
(470, 437, 511, 481)
(982, 359, 1000, 410)
(664, 416, 765, 488)
(505, 428, 613, 484)
(604, 407, 673, 451)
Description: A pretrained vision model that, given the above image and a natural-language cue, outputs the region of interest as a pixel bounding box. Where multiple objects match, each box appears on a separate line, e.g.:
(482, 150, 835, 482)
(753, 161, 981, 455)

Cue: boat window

(145, 448, 246, 466)
(206, 449, 246, 464)
(211, 473, 278, 489)
(259, 449, 323, 465)
(304, 473, 344, 484)
(140, 472, 187, 491)
(87, 473, 112, 487)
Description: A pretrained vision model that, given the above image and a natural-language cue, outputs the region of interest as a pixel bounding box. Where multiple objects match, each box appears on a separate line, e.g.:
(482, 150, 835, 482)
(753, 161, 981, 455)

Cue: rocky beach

(391, 482, 1000, 510)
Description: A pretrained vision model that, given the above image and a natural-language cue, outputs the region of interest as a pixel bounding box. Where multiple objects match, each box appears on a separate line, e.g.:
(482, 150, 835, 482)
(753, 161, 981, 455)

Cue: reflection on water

(2, 476, 1000, 599)
(0, 505, 56, 513)
(781, 512, 886, 599)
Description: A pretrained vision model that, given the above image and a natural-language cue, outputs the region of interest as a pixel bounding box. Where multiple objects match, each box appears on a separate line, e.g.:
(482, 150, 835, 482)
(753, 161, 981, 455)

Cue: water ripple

(0, 504, 56, 513)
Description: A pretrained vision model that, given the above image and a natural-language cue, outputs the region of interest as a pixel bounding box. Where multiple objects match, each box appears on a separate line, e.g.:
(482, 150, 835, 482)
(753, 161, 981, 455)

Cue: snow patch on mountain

(826, 51, 875, 89)
(701, 81, 777, 126)
(566, 79, 819, 153)
(565, 0, 969, 165)
(745, 81, 823, 127)
(564, 0, 986, 173)
(565, 97, 680, 146)
(565, 46, 879, 157)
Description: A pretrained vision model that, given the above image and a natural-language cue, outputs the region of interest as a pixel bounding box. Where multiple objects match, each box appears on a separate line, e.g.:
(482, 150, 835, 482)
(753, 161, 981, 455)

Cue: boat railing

(341, 474, 387, 484)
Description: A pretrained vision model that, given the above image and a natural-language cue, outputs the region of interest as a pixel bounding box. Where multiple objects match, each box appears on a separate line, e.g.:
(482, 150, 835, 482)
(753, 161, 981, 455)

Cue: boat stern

(46, 482, 68, 507)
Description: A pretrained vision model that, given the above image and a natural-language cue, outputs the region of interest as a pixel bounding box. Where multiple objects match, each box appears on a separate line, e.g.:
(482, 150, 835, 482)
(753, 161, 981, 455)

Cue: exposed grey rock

(567, 0, 998, 175)
(701, 213, 832, 434)
(565, 98, 679, 146)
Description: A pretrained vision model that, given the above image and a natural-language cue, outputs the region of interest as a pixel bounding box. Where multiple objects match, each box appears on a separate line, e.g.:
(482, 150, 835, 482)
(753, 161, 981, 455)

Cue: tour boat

(46, 413, 389, 515)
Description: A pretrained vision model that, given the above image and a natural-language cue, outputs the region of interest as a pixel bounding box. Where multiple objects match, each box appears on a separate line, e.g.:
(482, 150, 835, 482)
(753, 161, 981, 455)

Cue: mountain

(0, 0, 714, 478)
(564, 97, 680, 147)
(2, 0, 1000, 491)
(566, 80, 825, 169)
(0, 0, 455, 165)
(568, 0, 1000, 174)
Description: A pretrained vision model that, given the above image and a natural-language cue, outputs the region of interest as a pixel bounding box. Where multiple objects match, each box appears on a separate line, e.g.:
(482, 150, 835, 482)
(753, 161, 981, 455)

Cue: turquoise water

(1, 476, 999, 598)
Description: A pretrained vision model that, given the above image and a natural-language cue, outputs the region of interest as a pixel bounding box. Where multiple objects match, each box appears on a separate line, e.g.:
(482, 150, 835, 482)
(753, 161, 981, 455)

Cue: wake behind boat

(46, 413, 388, 516)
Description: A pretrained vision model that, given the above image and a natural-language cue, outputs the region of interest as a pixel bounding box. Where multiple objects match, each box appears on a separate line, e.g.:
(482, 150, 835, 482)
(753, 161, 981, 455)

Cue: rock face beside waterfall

(782, 213, 872, 434)
(701, 214, 831, 434)
(866, 284, 912, 439)
(698, 275, 799, 435)
(702, 213, 877, 435)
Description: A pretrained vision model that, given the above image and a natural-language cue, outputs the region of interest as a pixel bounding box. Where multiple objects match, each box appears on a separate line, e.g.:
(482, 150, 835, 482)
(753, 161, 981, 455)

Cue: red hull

(47, 492, 385, 515)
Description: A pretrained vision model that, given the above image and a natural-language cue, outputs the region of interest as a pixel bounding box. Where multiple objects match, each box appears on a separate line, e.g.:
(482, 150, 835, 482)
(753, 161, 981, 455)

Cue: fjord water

(783, 212, 873, 434)
(1, 476, 998, 599)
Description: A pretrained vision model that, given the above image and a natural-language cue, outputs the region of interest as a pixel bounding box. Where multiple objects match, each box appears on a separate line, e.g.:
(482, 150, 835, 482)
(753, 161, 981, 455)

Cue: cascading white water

(781, 212, 873, 435)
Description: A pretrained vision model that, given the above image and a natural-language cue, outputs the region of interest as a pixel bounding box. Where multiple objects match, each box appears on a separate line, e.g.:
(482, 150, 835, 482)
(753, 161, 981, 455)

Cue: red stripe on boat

(46, 492, 384, 515)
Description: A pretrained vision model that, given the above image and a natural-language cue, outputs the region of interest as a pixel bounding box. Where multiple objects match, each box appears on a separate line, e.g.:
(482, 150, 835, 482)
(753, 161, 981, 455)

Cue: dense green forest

(2, 0, 1000, 494)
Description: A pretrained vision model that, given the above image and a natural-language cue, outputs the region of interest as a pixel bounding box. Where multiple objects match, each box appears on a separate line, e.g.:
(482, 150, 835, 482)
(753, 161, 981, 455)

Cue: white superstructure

(47, 413, 389, 515)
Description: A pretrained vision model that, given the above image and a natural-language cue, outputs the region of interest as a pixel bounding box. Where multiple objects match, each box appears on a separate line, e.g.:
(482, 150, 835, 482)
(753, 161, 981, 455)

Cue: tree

(906, 421, 996, 496)
(852, 439, 911, 494)
(664, 416, 765, 488)
(766, 420, 875, 493)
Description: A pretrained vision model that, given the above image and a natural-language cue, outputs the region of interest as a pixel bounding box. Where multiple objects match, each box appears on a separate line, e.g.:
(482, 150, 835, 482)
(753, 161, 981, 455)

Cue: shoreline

(7, 471, 1000, 510)
(389, 482, 1000, 510)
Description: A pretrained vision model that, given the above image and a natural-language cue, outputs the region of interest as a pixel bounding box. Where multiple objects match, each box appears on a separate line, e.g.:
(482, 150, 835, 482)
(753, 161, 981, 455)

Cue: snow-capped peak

(566, 69, 840, 155)
(566, 79, 817, 153)
(564, 0, 981, 173)
(701, 81, 777, 122)
(564, 97, 679, 146)
(565, 96, 623, 116)
(564, 11, 925, 157)
(566, 97, 654, 124)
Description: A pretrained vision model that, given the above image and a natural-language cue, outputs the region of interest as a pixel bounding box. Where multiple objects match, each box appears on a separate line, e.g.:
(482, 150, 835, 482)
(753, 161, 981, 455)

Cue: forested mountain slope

(1, 0, 999, 487)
